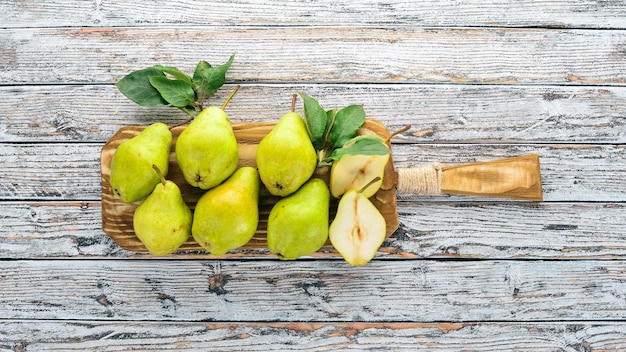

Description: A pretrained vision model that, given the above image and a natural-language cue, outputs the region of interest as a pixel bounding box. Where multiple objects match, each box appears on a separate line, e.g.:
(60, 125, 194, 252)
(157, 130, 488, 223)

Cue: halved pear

(329, 189, 386, 266)
(329, 152, 390, 199)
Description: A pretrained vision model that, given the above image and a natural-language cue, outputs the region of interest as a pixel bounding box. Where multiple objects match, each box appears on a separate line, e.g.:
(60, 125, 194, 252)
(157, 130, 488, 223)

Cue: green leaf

(153, 65, 194, 87)
(192, 61, 212, 99)
(178, 105, 198, 117)
(148, 76, 196, 107)
(321, 108, 337, 149)
(329, 135, 389, 161)
(299, 92, 328, 150)
(193, 53, 235, 100)
(115, 67, 168, 106)
(329, 105, 366, 147)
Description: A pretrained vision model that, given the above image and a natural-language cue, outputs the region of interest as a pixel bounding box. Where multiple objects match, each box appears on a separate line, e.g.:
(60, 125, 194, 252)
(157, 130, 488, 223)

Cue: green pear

(329, 187, 386, 266)
(267, 178, 330, 260)
(256, 111, 317, 197)
(176, 106, 238, 190)
(110, 122, 172, 203)
(192, 167, 260, 255)
(330, 152, 390, 198)
(133, 165, 192, 256)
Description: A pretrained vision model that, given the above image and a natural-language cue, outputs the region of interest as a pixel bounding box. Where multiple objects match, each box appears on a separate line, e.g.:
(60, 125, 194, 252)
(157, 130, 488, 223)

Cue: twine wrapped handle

(396, 154, 543, 201)
(397, 163, 443, 196)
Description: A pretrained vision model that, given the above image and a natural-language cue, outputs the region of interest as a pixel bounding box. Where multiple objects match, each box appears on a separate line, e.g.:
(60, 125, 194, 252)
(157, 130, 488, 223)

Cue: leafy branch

(115, 53, 236, 117)
(298, 92, 390, 167)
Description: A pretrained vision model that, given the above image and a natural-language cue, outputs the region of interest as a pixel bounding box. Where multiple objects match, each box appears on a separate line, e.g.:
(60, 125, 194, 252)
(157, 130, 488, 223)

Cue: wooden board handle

(396, 154, 543, 201)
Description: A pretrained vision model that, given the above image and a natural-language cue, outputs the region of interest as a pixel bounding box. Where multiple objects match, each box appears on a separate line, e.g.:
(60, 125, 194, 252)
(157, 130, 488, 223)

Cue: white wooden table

(2, 1, 626, 350)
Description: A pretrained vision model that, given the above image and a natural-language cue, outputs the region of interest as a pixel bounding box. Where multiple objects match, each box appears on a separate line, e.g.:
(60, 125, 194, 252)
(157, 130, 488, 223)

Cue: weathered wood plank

(2, 84, 625, 144)
(0, 202, 118, 258)
(0, 143, 102, 200)
(2, 27, 626, 85)
(1, 201, 624, 259)
(2, 0, 626, 29)
(1, 143, 623, 201)
(392, 143, 626, 203)
(2, 321, 625, 351)
(387, 201, 626, 259)
(1, 259, 626, 321)
(2, 0, 624, 347)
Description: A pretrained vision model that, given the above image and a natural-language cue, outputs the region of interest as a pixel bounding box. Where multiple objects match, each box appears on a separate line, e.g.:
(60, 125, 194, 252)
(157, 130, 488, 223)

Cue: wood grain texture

(2, 0, 626, 347)
(3, 84, 625, 144)
(1, 143, 623, 201)
(1, 201, 625, 259)
(2, 321, 625, 351)
(2, 27, 626, 85)
(2, 0, 626, 29)
(0, 143, 102, 200)
(2, 259, 626, 321)
(439, 154, 543, 201)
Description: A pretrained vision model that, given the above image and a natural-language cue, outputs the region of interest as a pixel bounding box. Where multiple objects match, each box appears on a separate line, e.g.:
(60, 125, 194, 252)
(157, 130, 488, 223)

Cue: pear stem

(195, 100, 204, 112)
(317, 149, 327, 165)
(221, 85, 241, 110)
(385, 124, 411, 144)
(291, 93, 297, 112)
(169, 116, 195, 130)
(359, 176, 382, 194)
(152, 164, 167, 186)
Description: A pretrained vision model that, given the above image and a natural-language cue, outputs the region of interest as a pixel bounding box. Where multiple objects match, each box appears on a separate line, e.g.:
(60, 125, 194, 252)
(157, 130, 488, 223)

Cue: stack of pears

(255, 105, 388, 265)
(109, 122, 192, 255)
(256, 109, 330, 260)
(176, 103, 262, 256)
(109, 96, 262, 256)
(256, 105, 390, 265)
(109, 91, 390, 265)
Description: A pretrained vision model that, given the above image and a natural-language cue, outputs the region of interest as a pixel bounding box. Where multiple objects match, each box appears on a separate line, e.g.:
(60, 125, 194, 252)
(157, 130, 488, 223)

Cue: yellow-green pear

(267, 178, 330, 259)
(192, 167, 260, 255)
(256, 111, 317, 197)
(110, 122, 172, 203)
(133, 165, 192, 256)
(330, 152, 390, 199)
(329, 187, 387, 266)
(176, 106, 238, 190)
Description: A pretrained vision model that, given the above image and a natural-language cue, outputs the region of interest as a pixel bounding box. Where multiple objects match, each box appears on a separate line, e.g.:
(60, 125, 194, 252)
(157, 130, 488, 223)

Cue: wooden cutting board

(100, 119, 399, 253)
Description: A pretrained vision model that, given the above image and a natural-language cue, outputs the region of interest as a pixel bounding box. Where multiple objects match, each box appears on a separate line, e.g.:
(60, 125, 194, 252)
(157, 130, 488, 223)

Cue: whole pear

(133, 165, 192, 256)
(267, 178, 330, 260)
(192, 167, 260, 255)
(176, 106, 238, 190)
(256, 111, 317, 197)
(110, 122, 172, 203)
(330, 152, 390, 198)
(329, 188, 387, 266)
